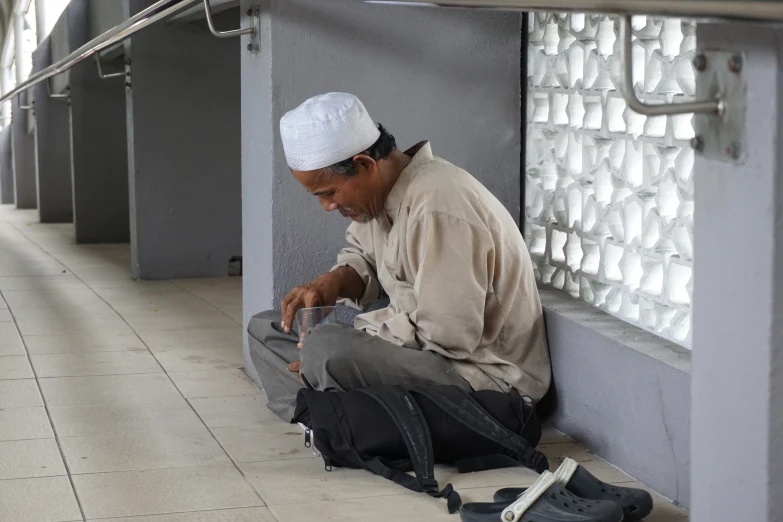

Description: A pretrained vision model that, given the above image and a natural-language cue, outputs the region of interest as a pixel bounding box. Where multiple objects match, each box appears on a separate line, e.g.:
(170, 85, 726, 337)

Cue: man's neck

(379, 149, 412, 203)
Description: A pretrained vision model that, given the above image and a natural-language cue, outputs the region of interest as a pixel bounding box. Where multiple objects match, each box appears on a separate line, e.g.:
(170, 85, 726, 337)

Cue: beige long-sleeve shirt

(332, 141, 551, 400)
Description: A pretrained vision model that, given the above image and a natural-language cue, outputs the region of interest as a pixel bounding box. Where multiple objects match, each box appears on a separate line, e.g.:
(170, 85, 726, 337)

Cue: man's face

(292, 156, 381, 223)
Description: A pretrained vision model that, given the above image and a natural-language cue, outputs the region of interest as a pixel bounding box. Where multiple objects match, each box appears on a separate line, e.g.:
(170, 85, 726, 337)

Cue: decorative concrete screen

(525, 14, 695, 347)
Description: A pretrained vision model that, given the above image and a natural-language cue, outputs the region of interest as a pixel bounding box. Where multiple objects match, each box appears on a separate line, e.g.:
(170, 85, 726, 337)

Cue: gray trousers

(247, 310, 471, 422)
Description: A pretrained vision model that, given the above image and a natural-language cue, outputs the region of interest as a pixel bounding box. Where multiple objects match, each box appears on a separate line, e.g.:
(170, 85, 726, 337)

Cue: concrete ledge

(540, 289, 690, 508)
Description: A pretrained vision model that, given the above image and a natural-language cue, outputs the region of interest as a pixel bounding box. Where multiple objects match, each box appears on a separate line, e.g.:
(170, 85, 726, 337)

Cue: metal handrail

(203, 0, 254, 38)
(47, 79, 69, 100)
(0, 0, 203, 105)
(367, 0, 783, 22)
(95, 54, 125, 80)
(17, 94, 33, 110)
(619, 15, 723, 117)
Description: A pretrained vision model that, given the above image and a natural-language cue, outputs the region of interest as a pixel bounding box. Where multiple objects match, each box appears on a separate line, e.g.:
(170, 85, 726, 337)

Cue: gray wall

(0, 126, 12, 204)
(240, 1, 523, 358)
(90, 0, 124, 38)
(33, 38, 73, 223)
(11, 91, 36, 209)
(124, 2, 241, 279)
(64, 0, 130, 243)
(541, 291, 691, 507)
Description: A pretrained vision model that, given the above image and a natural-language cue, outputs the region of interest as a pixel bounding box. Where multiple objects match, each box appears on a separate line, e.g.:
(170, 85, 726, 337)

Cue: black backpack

(293, 384, 548, 513)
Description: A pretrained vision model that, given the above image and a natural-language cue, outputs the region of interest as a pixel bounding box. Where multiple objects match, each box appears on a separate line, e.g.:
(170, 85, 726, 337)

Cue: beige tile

(48, 400, 205, 437)
(0, 438, 66, 479)
(540, 442, 594, 462)
(154, 346, 243, 372)
(0, 322, 25, 355)
(0, 354, 34, 379)
(124, 311, 239, 331)
(0, 308, 12, 321)
(0, 406, 54, 441)
(269, 493, 454, 522)
(211, 423, 312, 463)
(540, 424, 572, 444)
(90, 508, 277, 522)
(0, 378, 43, 407)
(174, 278, 242, 292)
(73, 463, 263, 519)
(61, 429, 229, 474)
(137, 327, 242, 351)
(0, 476, 81, 522)
(0, 274, 85, 291)
(437, 463, 540, 491)
(92, 281, 189, 300)
(111, 297, 224, 316)
(40, 373, 184, 406)
(1, 287, 106, 309)
(25, 331, 146, 354)
(0, 294, 6, 309)
(241, 458, 403, 504)
(13, 307, 131, 335)
(189, 394, 279, 428)
(31, 350, 162, 378)
(169, 369, 259, 398)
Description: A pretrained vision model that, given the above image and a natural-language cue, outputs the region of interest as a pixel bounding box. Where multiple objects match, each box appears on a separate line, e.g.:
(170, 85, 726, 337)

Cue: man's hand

(287, 360, 304, 385)
(280, 265, 367, 333)
(280, 272, 341, 333)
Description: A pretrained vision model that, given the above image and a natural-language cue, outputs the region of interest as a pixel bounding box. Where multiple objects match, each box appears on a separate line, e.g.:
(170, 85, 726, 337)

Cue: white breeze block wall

(525, 14, 695, 347)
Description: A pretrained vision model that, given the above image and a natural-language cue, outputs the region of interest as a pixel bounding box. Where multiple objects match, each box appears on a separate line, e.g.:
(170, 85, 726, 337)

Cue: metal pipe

(0, 0, 202, 104)
(17, 93, 33, 110)
(203, 0, 254, 38)
(46, 78, 68, 100)
(367, 0, 783, 23)
(95, 54, 125, 80)
(619, 15, 721, 117)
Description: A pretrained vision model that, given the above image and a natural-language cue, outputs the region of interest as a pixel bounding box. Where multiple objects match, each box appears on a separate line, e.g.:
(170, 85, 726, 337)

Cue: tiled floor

(0, 205, 689, 521)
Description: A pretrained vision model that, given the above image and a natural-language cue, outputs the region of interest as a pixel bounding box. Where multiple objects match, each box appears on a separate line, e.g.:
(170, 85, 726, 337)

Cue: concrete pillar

(691, 22, 783, 522)
(32, 38, 72, 222)
(11, 90, 37, 209)
(239, 0, 522, 384)
(124, 1, 241, 279)
(65, 0, 129, 242)
(0, 126, 12, 204)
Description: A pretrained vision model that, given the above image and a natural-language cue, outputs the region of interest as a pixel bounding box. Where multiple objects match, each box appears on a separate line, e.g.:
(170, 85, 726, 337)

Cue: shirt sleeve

(379, 211, 493, 355)
(331, 222, 381, 310)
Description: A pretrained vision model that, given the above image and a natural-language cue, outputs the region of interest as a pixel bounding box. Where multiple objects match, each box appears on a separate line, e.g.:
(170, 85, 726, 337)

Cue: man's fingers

(302, 290, 322, 309)
(287, 360, 301, 373)
(281, 293, 304, 333)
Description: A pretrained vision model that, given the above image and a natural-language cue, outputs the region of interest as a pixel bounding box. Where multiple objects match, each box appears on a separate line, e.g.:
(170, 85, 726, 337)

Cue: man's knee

(248, 310, 283, 343)
(299, 330, 353, 388)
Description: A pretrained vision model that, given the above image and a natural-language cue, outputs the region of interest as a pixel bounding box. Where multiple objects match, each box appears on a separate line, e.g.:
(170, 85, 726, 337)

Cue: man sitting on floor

(248, 92, 551, 422)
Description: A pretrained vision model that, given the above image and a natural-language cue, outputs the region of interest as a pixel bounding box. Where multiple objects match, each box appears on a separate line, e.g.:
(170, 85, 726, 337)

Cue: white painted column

(12, 12, 25, 84)
(691, 21, 783, 522)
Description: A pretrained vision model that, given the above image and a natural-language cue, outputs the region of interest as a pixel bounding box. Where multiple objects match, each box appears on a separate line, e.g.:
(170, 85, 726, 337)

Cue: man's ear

(352, 154, 377, 175)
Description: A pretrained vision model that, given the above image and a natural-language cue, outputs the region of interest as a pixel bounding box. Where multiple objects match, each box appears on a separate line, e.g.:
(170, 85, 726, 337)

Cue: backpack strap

(356, 386, 461, 513)
(414, 385, 549, 474)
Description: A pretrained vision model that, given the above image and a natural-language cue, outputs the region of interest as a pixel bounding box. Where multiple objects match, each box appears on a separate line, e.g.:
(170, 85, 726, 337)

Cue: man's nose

(319, 198, 339, 212)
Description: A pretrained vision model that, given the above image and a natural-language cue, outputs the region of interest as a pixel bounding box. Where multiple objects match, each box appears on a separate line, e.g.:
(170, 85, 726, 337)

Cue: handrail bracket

(620, 15, 747, 164)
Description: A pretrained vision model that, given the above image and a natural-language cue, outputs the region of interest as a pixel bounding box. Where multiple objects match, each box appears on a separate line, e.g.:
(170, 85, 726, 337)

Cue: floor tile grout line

(77, 506, 277, 521)
(0, 289, 89, 522)
(0, 472, 69, 482)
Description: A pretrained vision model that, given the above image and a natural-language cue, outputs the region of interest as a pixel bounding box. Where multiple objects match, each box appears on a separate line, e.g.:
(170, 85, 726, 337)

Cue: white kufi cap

(280, 92, 381, 171)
